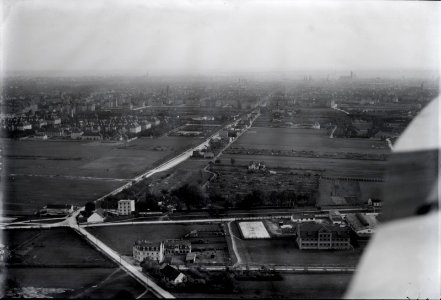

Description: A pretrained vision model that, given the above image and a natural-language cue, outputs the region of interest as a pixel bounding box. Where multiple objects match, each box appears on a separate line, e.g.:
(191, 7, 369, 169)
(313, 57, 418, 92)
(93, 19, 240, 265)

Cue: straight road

(72, 222, 175, 299)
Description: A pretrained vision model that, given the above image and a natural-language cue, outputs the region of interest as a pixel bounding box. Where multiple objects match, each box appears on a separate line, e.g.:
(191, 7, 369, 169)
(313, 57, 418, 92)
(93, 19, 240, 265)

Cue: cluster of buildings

(2, 111, 161, 141)
(296, 223, 351, 250)
(247, 161, 267, 172)
(289, 210, 379, 250)
(133, 239, 192, 264)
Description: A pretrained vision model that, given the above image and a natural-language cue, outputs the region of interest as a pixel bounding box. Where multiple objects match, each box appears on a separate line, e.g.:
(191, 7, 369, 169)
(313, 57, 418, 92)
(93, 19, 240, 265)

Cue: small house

(160, 264, 187, 285)
(87, 209, 106, 223)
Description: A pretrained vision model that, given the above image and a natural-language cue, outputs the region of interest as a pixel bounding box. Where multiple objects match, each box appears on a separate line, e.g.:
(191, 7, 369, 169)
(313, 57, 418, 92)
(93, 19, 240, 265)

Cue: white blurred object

(345, 97, 441, 299)
(345, 211, 440, 299)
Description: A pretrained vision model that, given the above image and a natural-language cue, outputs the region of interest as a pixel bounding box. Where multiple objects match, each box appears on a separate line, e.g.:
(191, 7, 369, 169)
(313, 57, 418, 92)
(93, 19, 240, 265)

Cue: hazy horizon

(2, 0, 440, 76)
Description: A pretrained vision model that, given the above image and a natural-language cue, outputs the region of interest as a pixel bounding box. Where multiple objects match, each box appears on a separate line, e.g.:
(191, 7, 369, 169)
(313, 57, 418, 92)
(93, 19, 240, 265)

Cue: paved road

(177, 264, 356, 273)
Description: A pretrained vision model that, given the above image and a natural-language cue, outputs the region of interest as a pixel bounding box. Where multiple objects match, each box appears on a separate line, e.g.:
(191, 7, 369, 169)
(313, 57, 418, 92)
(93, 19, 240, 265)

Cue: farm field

(2, 228, 148, 298)
(2, 136, 202, 215)
(2, 176, 121, 215)
(3, 228, 114, 267)
(233, 127, 390, 154)
(219, 154, 387, 178)
(230, 222, 362, 267)
(4, 136, 201, 179)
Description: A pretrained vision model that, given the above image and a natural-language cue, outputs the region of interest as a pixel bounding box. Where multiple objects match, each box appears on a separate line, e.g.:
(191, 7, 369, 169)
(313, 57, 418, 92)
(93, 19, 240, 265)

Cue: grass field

(3, 228, 114, 267)
(4, 136, 200, 179)
(2, 136, 202, 215)
(235, 127, 390, 154)
(2, 176, 121, 215)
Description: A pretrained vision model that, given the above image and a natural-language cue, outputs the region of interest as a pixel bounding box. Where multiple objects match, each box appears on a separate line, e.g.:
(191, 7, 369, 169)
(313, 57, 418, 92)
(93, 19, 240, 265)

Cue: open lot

(234, 127, 389, 154)
(238, 221, 271, 239)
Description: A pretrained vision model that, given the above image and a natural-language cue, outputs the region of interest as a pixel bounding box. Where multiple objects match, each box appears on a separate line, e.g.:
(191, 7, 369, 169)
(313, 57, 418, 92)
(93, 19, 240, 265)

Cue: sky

(1, 0, 440, 76)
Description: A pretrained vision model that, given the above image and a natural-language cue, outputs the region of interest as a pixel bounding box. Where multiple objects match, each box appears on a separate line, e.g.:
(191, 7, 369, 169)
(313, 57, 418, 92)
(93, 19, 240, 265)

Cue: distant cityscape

(1, 73, 438, 298)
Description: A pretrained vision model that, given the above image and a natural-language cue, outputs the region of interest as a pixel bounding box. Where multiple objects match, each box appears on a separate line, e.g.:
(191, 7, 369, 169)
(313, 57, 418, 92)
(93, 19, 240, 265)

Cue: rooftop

(297, 222, 350, 239)
(345, 213, 378, 231)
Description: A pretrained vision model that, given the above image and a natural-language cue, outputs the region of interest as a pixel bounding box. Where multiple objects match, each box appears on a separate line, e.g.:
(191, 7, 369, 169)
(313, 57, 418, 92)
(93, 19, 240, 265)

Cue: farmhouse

(345, 213, 378, 237)
(87, 209, 106, 223)
(133, 240, 164, 263)
(296, 223, 351, 250)
(160, 264, 187, 285)
(118, 199, 135, 215)
(192, 150, 204, 158)
(164, 239, 192, 255)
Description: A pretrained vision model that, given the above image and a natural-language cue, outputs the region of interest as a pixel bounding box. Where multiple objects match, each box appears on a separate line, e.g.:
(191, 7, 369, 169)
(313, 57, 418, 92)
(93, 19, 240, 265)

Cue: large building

(133, 240, 164, 263)
(296, 223, 351, 250)
(118, 199, 135, 215)
(164, 239, 192, 255)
